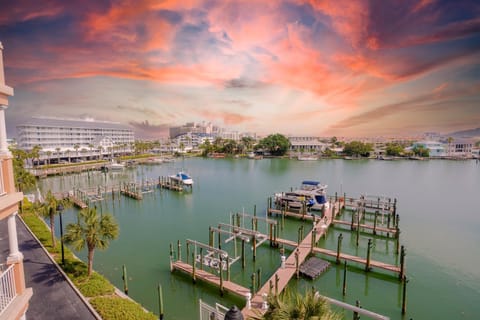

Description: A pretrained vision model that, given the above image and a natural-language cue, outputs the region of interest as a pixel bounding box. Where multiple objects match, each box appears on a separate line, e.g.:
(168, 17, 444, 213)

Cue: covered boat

(170, 172, 194, 185)
(274, 180, 328, 212)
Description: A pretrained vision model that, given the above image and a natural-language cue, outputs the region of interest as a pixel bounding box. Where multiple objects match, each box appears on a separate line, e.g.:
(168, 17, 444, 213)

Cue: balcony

(0, 264, 33, 320)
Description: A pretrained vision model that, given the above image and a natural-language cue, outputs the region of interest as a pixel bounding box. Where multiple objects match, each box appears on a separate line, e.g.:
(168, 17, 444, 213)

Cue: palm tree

(64, 207, 119, 276)
(447, 136, 454, 156)
(257, 289, 342, 320)
(40, 190, 64, 248)
(46, 151, 52, 166)
(55, 147, 61, 164)
(30, 145, 42, 168)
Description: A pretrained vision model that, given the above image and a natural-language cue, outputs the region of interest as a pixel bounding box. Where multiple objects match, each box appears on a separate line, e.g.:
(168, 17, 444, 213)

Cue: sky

(1, 0, 479, 139)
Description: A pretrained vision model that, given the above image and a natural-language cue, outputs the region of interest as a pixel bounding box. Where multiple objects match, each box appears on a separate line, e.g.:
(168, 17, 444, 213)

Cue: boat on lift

(170, 172, 194, 186)
(274, 180, 329, 212)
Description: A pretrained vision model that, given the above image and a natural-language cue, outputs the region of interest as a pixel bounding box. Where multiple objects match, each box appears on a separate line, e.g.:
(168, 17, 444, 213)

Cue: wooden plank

(313, 247, 400, 273)
(171, 261, 250, 298)
(333, 219, 397, 234)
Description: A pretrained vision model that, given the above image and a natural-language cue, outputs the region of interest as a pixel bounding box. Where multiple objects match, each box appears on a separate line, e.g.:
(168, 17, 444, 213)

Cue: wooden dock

(68, 195, 87, 209)
(242, 203, 337, 318)
(158, 176, 184, 191)
(313, 247, 401, 274)
(333, 219, 398, 235)
(171, 261, 250, 298)
(120, 189, 143, 200)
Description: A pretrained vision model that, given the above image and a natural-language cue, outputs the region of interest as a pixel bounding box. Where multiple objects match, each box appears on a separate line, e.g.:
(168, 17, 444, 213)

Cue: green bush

(90, 297, 158, 320)
(75, 272, 114, 297)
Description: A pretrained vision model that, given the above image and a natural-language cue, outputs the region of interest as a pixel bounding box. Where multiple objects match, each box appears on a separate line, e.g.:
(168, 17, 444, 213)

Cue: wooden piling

(192, 252, 196, 283)
(251, 273, 256, 294)
(366, 239, 372, 272)
(257, 268, 262, 291)
(400, 246, 406, 280)
(177, 240, 181, 262)
(200, 248, 204, 271)
(219, 255, 224, 295)
(253, 236, 257, 261)
(242, 239, 246, 269)
(373, 211, 378, 235)
(122, 264, 128, 295)
(342, 261, 347, 296)
(158, 284, 164, 320)
(402, 277, 408, 314)
(186, 242, 190, 264)
(295, 249, 299, 279)
(209, 227, 214, 247)
(336, 233, 343, 264)
(275, 274, 279, 296)
(353, 301, 361, 320)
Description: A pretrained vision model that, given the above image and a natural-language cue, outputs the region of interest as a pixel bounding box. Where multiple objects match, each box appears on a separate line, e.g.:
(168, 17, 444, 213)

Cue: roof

(17, 117, 132, 131)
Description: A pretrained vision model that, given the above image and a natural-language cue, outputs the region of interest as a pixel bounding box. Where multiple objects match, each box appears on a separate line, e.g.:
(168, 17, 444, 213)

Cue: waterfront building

(445, 139, 474, 157)
(288, 136, 328, 154)
(169, 122, 214, 139)
(410, 140, 447, 157)
(16, 117, 134, 163)
(0, 42, 33, 320)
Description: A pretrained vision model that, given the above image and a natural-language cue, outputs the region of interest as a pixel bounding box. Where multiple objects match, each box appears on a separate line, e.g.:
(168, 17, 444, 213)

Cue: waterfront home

(445, 139, 474, 158)
(408, 140, 447, 157)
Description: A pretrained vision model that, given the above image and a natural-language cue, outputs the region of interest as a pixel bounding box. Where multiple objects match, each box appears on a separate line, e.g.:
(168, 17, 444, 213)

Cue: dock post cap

(224, 305, 244, 320)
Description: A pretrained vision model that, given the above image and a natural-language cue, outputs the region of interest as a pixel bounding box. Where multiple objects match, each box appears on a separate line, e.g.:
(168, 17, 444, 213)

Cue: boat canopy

(302, 180, 321, 186)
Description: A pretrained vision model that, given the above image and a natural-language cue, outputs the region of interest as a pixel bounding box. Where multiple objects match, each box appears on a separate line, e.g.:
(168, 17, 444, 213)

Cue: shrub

(90, 297, 158, 320)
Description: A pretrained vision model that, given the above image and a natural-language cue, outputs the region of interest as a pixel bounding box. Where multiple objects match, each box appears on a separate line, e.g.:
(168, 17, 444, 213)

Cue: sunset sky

(1, 0, 479, 138)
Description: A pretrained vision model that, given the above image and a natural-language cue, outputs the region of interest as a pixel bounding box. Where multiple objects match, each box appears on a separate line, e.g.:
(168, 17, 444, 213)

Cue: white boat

(107, 161, 125, 171)
(274, 180, 329, 212)
(170, 172, 194, 185)
(297, 155, 318, 161)
(145, 157, 163, 164)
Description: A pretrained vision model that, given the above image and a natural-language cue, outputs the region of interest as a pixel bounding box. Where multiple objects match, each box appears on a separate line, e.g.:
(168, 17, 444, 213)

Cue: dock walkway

(313, 247, 400, 273)
(171, 261, 250, 298)
(242, 204, 336, 318)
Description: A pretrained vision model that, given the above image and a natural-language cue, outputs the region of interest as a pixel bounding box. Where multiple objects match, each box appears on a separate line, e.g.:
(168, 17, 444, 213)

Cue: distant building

(446, 139, 474, 157)
(288, 136, 328, 154)
(0, 41, 33, 319)
(411, 141, 446, 157)
(17, 117, 134, 152)
(169, 122, 214, 139)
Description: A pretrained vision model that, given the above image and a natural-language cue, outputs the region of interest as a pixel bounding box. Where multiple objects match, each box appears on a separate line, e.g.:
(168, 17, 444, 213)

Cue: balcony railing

(0, 264, 17, 316)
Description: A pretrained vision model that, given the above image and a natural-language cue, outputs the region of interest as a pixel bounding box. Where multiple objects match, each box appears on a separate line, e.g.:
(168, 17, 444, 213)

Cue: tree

(223, 139, 238, 154)
(343, 141, 373, 157)
(30, 145, 42, 168)
(256, 134, 290, 156)
(74, 144, 80, 156)
(475, 140, 480, 147)
(412, 145, 429, 157)
(200, 139, 214, 157)
(447, 137, 454, 156)
(46, 151, 52, 166)
(55, 147, 61, 164)
(10, 146, 36, 191)
(257, 289, 342, 320)
(240, 136, 255, 152)
(40, 190, 70, 249)
(64, 207, 119, 276)
(385, 143, 404, 156)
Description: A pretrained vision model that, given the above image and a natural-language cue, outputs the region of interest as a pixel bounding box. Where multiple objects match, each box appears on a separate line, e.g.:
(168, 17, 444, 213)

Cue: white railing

(199, 299, 226, 320)
(0, 264, 17, 315)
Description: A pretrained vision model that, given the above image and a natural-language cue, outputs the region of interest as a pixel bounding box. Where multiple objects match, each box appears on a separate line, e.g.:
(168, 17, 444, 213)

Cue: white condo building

(16, 117, 134, 152)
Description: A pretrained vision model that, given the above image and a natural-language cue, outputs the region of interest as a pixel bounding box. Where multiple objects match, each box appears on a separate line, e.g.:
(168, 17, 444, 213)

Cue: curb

(17, 214, 103, 320)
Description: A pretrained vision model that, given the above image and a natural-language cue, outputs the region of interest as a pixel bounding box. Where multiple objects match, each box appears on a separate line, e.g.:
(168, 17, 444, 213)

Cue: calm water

(39, 158, 480, 319)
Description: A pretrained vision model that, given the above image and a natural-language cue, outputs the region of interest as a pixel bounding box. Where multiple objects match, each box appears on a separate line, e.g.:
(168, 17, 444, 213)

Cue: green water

(39, 158, 480, 319)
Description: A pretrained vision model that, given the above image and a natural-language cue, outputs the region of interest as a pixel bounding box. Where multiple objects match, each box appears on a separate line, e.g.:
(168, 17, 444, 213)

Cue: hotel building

(17, 118, 134, 151)
(0, 42, 32, 320)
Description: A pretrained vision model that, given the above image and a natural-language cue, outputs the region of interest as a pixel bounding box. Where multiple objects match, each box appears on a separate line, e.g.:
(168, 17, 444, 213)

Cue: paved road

(0, 216, 98, 320)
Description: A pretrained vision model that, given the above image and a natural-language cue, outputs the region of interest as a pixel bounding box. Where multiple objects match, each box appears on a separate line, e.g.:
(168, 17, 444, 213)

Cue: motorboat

(297, 155, 318, 161)
(170, 172, 194, 185)
(274, 180, 329, 212)
(106, 161, 125, 171)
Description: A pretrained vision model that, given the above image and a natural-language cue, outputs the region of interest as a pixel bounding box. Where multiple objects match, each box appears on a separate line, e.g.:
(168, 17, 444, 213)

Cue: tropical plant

(30, 145, 42, 168)
(257, 289, 342, 320)
(343, 141, 373, 157)
(385, 143, 404, 156)
(64, 207, 119, 276)
(256, 134, 291, 156)
(39, 190, 70, 249)
(10, 146, 36, 191)
(55, 147, 61, 164)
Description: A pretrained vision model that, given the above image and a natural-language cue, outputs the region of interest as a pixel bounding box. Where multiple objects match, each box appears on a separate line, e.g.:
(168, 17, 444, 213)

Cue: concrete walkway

(0, 216, 98, 320)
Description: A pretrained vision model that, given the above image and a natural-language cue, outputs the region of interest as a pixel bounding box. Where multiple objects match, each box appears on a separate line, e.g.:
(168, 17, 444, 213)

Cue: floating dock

(299, 257, 331, 279)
